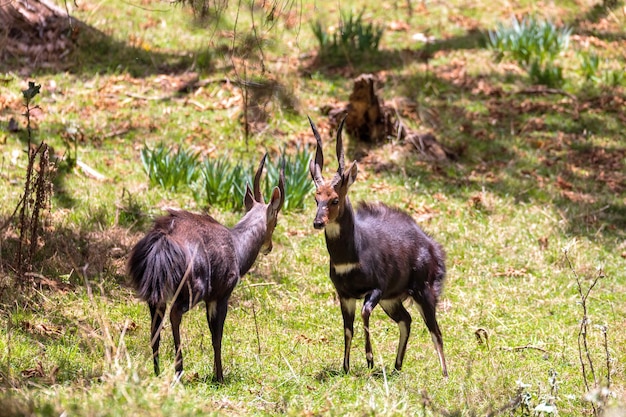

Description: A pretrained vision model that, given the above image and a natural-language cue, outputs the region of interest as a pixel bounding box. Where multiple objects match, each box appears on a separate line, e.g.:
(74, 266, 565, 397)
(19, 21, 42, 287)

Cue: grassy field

(1, 0, 625, 415)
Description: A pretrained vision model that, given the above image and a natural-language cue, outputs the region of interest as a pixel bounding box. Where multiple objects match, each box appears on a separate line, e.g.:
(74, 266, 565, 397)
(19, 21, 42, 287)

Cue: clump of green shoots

(488, 15, 571, 87)
(577, 51, 625, 88)
(312, 9, 384, 64)
(262, 145, 313, 212)
(199, 156, 246, 211)
(141, 143, 313, 212)
(140, 143, 200, 192)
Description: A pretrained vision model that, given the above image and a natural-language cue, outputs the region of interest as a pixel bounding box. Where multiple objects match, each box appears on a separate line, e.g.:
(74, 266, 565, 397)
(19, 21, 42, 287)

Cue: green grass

(1, 0, 626, 415)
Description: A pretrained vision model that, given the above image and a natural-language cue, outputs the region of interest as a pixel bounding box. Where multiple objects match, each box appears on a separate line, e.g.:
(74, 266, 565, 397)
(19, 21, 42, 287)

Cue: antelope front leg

(362, 289, 383, 369)
(339, 297, 356, 373)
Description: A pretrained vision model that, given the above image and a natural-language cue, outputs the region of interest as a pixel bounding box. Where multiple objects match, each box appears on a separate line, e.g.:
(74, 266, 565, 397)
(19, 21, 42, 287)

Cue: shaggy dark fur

(128, 155, 283, 382)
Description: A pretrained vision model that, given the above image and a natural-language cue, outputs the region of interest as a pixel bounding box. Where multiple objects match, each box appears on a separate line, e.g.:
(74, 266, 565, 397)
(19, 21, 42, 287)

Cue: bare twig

(124, 92, 170, 101)
(0, 194, 26, 232)
(600, 325, 611, 388)
(564, 247, 605, 416)
(499, 345, 548, 354)
(517, 86, 577, 101)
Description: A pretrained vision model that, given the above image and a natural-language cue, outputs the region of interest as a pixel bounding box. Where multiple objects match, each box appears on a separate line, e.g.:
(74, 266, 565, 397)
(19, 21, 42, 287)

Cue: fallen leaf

(388, 21, 410, 32)
(21, 361, 46, 379)
(556, 175, 573, 191)
(561, 190, 596, 204)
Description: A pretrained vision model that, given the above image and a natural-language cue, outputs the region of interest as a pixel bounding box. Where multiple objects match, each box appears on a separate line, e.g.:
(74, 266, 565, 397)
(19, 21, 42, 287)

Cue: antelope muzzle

(313, 205, 328, 230)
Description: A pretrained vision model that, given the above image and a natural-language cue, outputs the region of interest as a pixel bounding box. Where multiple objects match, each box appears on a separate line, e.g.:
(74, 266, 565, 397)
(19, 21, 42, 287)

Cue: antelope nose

(313, 220, 325, 229)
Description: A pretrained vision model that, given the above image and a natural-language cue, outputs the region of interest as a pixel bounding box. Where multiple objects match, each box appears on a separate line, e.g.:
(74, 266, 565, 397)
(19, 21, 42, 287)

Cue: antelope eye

(331, 198, 339, 205)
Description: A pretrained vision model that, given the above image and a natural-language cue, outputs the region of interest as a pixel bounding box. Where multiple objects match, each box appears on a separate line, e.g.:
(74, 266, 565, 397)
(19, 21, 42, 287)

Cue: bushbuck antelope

(128, 154, 284, 382)
(308, 117, 448, 377)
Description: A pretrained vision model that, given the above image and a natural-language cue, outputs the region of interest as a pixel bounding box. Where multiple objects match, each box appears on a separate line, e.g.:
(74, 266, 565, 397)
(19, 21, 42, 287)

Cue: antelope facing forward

(308, 117, 448, 377)
(128, 154, 284, 382)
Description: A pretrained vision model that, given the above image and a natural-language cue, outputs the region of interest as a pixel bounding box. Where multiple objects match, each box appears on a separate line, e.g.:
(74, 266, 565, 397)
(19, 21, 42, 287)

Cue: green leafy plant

(198, 146, 314, 212)
(578, 52, 625, 87)
(601, 69, 624, 87)
(488, 15, 571, 87)
(312, 9, 384, 63)
(578, 52, 601, 84)
(577, 52, 624, 88)
(264, 145, 314, 212)
(140, 143, 200, 192)
(529, 60, 564, 88)
(199, 156, 245, 210)
(61, 123, 80, 171)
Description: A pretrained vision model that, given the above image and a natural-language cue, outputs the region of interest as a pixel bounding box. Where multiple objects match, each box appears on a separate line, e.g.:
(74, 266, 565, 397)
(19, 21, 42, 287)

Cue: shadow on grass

(302, 29, 486, 78)
(313, 364, 402, 383)
(314, 365, 344, 382)
(0, 212, 139, 297)
(0, 15, 217, 77)
(572, 0, 626, 39)
(69, 25, 216, 77)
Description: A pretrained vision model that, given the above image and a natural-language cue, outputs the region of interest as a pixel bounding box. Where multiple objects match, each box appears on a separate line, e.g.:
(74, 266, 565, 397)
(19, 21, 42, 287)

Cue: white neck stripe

(325, 222, 341, 239)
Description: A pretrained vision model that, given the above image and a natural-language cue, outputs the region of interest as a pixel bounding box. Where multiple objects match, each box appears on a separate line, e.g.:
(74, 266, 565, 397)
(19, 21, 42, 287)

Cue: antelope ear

(267, 186, 282, 217)
(244, 183, 255, 211)
(343, 160, 358, 188)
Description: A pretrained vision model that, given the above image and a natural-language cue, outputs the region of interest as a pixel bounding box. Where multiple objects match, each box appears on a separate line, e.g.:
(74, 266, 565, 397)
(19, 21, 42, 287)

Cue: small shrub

(140, 143, 200, 192)
(488, 15, 571, 87)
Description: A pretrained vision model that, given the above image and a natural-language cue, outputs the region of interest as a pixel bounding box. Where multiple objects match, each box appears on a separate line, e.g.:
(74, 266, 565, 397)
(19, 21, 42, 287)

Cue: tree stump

(329, 74, 394, 144)
(328, 73, 456, 161)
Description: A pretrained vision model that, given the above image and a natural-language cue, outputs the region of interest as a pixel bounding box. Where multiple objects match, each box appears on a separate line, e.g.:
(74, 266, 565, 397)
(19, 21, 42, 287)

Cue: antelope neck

(325, 197, 359, 266)
(231, 205, 266, 275)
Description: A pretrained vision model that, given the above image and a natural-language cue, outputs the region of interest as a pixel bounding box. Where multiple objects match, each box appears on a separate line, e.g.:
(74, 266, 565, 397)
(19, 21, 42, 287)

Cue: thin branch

(499, 345, 548, 353)
(564, 249, 605, 416)
(600, 325, 611, 388)
(517, 86, 577, 101)
(0, 194, 26, 232)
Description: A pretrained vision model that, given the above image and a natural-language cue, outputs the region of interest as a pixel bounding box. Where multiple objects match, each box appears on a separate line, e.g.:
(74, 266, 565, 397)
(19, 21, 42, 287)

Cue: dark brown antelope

(128, 154, 284, 382)
(308, 117, 448, 377)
